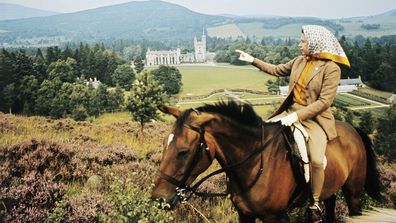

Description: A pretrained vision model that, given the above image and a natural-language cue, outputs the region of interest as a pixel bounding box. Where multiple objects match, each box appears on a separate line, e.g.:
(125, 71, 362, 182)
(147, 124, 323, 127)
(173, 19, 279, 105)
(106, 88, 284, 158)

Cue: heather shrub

(46, 190, 113, 223)
(0, 140, 71, 222)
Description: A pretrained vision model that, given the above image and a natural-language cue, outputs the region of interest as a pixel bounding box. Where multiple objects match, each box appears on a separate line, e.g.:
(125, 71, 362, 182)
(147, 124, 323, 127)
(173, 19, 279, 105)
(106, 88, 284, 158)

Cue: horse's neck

(212, 124, 287, 188)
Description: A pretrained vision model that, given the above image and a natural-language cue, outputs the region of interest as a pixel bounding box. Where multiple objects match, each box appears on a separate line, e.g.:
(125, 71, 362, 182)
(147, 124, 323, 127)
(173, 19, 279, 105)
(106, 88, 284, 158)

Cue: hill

(0, 1, 395, 46)
(208, 10, 396, 39)
(0, 3, 58, 21)
(0, 0, 228, 46)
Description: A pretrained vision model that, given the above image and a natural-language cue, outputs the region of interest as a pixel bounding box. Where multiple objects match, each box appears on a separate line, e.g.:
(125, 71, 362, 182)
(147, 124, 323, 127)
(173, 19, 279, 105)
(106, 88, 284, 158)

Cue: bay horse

(152, 101, 383, 222)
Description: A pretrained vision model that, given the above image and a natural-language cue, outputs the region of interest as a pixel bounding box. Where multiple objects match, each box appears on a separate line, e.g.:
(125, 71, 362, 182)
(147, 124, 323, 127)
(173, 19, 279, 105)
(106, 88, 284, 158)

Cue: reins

(157, 111, 286, 202)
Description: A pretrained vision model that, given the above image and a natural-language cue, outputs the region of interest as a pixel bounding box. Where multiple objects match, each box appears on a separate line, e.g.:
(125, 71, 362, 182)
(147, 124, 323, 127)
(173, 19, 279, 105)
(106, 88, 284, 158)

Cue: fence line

(178, 88, 275, 102)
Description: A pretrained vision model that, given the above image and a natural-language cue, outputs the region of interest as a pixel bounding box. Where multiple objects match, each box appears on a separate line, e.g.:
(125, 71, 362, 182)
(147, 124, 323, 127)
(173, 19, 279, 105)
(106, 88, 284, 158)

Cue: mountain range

(0, 0, 395, 47)
(0, 3, 58, 21)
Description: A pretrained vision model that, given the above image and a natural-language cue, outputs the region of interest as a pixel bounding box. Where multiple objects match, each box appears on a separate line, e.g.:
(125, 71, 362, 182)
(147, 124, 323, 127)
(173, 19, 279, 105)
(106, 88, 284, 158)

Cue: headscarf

(302, 25, 350, 68)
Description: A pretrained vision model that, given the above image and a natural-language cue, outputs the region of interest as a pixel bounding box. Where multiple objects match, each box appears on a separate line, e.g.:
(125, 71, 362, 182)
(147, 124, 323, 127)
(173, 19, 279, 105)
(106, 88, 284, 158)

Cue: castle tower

(194, 28, 206, 62)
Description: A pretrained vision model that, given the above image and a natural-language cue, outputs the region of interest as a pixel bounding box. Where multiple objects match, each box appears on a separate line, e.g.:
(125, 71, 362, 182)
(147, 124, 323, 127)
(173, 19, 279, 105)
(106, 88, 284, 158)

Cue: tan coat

(252, 56, 341, 140)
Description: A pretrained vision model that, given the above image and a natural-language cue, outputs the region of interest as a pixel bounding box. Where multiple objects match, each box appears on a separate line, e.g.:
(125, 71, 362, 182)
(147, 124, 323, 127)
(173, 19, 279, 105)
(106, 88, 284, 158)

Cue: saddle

(283, 123, 327, 184)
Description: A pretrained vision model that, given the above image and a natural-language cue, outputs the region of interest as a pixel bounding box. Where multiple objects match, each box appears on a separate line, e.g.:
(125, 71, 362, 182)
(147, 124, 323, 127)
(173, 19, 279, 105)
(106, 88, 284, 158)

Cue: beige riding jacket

(252, 56, 341, 140)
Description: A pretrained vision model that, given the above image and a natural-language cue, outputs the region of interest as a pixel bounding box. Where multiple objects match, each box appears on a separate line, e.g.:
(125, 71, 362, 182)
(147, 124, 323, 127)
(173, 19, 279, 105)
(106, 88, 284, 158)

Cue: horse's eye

(177, 149, 189, 159)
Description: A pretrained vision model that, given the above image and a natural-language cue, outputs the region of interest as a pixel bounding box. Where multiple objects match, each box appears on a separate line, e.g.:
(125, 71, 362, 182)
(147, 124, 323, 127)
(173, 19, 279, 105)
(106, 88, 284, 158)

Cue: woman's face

(299, 33, 309, 55)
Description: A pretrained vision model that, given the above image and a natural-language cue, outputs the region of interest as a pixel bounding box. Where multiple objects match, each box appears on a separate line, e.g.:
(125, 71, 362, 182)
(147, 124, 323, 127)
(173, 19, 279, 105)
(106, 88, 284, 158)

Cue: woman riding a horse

(236, 25, 350, 222)
(152, 25, 382, 223)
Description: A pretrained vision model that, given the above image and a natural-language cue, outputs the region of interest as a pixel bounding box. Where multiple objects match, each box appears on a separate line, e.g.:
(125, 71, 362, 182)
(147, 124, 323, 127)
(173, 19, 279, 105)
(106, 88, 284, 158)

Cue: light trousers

(271, 103, 327, 203)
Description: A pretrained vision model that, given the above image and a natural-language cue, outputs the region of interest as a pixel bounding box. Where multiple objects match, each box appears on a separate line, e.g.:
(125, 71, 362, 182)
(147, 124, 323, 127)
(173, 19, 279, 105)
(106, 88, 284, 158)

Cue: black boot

(307, 204, 323, 223)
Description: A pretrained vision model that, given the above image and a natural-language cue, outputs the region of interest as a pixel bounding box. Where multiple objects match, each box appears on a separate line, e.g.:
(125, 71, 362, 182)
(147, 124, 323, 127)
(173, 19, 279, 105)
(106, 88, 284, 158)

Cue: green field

(357, 87, 392, 99)
(334, 93, 372, 107)
(207, 10, 396, 39)
(177, 65, 275, 96)
(207, 23, 246, 39)
(237, 22, 302, 39)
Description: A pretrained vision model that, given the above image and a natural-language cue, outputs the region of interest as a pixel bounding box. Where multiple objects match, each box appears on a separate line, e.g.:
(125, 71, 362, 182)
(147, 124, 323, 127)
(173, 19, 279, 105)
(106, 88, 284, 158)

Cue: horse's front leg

(237, 209, 256, 223)
(259, 213, 284, 223)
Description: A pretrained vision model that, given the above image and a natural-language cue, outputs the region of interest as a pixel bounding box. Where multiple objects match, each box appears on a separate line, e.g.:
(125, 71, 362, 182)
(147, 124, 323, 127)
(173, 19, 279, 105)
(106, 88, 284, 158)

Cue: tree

(47, 59, 76, 83)
(375, 104, 396, 162)
(35, 79, 62, 116)
(358, 111, 375, 135)
(72, 105, 89, 121)
(345, 110, 354, 125)
(107, 86, 124, 112)
(50, 82, 73, 119)
(19, 75, 39, 115)
(133, 57, 145, 74)
(70, 84, 90, 113)
(95, 84, 109, 113)
(127, 71, 167, 133)
(371, 62, 395, 92)
(112, 64, 135, 90)
(150, 65, 182, 95)
(3, 84, 16, 114)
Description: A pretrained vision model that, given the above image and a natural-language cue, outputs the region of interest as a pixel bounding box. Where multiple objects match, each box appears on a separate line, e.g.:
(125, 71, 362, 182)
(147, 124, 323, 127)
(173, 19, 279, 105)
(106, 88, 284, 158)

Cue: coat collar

(305, 60, 326, 84)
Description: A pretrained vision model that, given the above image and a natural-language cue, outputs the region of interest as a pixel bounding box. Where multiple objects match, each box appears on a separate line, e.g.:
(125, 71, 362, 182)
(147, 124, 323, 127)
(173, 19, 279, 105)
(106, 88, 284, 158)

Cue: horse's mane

(176, 100, 263, 128)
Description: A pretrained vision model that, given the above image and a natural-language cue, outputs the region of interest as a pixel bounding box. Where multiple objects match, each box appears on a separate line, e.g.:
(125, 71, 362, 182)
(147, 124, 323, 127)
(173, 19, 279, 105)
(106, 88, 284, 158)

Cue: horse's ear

(158, 105, 182, 118)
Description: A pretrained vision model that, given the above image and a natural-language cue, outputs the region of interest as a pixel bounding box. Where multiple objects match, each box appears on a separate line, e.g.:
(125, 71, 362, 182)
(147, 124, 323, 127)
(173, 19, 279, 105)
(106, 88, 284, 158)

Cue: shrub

(0, 140, 72, 222)
(106, 177, 174, 222)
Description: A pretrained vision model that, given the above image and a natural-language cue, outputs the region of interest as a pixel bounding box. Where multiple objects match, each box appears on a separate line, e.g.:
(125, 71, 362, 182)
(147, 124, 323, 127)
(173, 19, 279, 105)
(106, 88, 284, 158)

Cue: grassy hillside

(1, 107, 395, 222)
(208, 10, 396, 39)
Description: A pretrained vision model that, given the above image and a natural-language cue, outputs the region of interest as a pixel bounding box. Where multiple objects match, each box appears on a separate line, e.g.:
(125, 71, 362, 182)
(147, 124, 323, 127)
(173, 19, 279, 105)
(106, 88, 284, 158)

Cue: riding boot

(308, 204, 323, 223)
(311, 163, 324, 204)
(309, 163, 325, 223)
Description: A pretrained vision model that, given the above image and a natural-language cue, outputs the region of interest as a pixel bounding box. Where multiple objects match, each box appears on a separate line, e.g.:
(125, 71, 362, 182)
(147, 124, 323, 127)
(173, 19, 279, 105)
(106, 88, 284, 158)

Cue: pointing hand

(235, 50, 254, 63)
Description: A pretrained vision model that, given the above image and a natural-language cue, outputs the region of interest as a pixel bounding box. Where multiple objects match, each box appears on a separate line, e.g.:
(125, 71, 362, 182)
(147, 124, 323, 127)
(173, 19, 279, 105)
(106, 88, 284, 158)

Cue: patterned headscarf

(302, 25, 350, 67)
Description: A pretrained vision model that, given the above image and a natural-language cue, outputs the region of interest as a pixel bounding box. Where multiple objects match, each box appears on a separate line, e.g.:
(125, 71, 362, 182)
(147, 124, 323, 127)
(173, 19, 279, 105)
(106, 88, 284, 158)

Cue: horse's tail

(355, 127, 384, 201)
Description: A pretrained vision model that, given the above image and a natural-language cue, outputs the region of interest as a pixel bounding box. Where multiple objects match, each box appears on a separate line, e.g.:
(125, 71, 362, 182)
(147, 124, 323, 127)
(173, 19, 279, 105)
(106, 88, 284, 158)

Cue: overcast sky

(1, 0, 396, 19)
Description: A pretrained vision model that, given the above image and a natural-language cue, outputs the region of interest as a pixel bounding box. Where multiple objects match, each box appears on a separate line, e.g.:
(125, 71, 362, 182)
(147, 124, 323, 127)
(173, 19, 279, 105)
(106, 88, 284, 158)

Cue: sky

(1, 0, 396, 19)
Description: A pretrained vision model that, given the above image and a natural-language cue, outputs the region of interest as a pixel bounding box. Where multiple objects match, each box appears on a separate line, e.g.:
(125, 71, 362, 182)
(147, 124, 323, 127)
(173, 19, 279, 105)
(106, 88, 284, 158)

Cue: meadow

(176, 65, 274, 96)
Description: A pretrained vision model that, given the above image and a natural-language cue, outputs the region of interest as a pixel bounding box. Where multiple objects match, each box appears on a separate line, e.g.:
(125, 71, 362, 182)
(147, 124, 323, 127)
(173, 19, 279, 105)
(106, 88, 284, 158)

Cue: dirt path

(346, 208, 396, 222)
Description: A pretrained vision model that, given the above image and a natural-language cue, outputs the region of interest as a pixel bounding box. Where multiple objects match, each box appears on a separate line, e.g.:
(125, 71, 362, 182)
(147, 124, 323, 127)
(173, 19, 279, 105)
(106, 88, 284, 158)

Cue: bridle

(157, 109, 285, 203)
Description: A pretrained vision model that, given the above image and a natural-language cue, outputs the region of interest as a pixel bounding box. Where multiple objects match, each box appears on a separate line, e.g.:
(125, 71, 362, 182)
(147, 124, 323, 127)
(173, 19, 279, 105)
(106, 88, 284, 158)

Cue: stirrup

(308, 204, 324, 223)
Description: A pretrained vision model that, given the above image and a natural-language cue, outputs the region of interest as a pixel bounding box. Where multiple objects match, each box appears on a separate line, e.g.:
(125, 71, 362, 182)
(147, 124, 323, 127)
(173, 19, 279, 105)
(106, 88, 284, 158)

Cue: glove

(268, 112, 299, 126)
(235, 50, 254, 63)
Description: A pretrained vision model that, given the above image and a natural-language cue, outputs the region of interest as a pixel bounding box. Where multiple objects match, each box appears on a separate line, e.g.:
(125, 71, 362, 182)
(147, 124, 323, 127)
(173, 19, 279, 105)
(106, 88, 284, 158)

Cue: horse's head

(152, 105, 218, 208)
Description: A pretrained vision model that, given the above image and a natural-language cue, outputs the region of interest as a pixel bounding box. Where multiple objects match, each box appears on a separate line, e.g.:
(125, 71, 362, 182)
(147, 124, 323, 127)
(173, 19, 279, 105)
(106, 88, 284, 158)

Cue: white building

(146, 48, 181, 66)
(339, 76, 364, 87)
(387, 94, 396, 104)
(278, 77, 363, 95)
(145, 29, 214, 66)
(86, 77, 102, 89)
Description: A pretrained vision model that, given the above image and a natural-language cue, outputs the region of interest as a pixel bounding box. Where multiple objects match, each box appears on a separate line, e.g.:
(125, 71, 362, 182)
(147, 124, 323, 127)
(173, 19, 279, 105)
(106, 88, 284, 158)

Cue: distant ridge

(0, 0, 228, 44)
(0, 3, 58, 21)
(0, 0, 395, 46)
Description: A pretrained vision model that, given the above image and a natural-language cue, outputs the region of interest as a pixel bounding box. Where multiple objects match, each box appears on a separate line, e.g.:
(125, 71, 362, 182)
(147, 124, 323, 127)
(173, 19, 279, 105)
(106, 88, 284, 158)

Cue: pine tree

(133, 57, 145, 74)
(3, 83, 16, 114)
(375, 104, 396, 162)
(127, 71, 168, 133)
(358, 111, 375, 135)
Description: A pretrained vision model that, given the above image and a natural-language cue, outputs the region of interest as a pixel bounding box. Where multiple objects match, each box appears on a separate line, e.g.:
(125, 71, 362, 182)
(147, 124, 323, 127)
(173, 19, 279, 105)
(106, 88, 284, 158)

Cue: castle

(145, 30, 215, 66)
